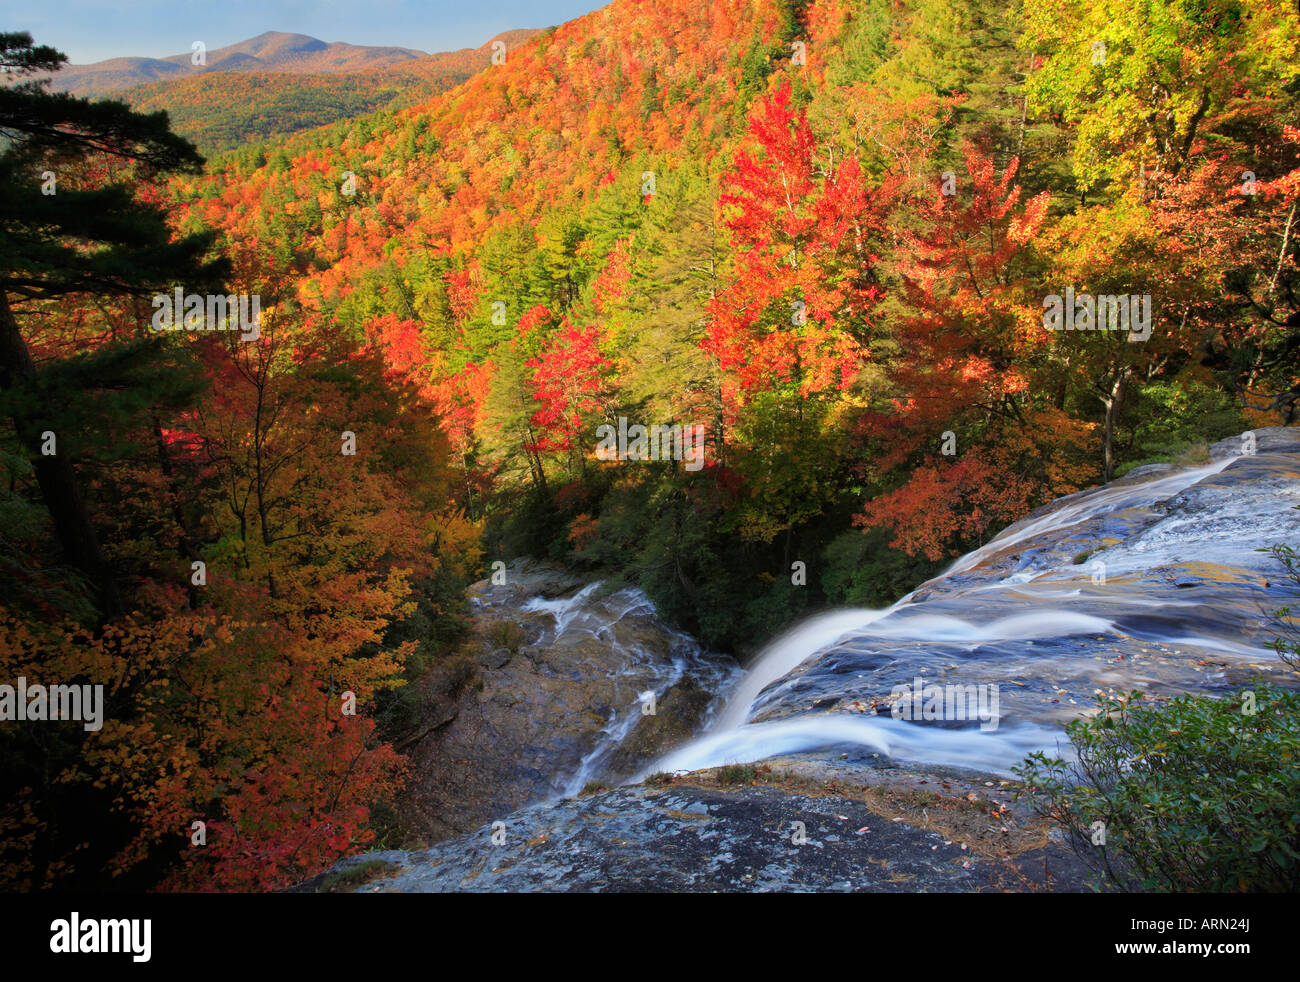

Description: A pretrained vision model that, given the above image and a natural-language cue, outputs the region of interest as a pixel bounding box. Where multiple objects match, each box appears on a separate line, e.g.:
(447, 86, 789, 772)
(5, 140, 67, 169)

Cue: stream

(515, 431, 1299, 793)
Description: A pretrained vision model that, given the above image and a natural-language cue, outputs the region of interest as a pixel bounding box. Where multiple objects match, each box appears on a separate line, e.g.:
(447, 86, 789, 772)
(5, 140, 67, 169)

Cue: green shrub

(1019, 533, 1300, 892)
(1015, 684, 1300, 892)
(716, 763, 758, 785)
(1112, 378, 1244, 478)
(486, 620, 527, 653)
(1266, 535, 1300, 671)
(315, 859, 398, 893)
(821, 526, 942, 608)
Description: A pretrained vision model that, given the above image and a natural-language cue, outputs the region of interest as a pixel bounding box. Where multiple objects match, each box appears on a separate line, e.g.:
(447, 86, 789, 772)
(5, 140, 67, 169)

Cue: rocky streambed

(305, 427, 1300, 892)
(390, 561, 739, 841)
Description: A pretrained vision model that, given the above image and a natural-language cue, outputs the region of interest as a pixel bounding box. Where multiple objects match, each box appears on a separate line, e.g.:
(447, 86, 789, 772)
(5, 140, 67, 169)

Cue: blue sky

(7, 0, 609, 64)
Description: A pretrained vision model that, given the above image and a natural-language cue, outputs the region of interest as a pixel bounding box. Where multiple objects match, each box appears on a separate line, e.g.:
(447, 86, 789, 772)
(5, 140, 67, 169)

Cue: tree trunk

(1054, 353, 1071, 411)
(0, 291, 122, 616)
(1101, 370, 1129, 483)
(1017, 55, 1031, 157)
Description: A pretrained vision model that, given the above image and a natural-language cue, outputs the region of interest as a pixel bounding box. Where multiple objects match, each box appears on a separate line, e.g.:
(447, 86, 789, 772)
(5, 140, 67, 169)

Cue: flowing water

(643, 445, 1299, 779)
(520, 583, 742, 796)
(514, 440, 1298, 793)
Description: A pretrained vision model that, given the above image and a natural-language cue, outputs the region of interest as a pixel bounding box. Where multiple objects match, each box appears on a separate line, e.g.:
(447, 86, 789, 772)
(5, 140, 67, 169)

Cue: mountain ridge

(37, 29, 540, 96)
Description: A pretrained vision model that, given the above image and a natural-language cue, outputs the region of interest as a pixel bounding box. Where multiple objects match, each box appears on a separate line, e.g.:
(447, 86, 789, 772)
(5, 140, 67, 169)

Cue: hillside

(38, 31, 428, 95)
(115, 30, 544, 154)
(176, 0, 1299, 652)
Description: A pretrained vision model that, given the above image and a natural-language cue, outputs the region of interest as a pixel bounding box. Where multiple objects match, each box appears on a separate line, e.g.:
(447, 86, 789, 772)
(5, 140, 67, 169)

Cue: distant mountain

(38, 29, 544, 154)
(38, 31, 435, 96)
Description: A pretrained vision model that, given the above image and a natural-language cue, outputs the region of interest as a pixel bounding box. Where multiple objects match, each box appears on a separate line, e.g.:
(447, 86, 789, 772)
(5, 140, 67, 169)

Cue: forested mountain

(2, 0, 1298, 893)
(181, 0, 1297, 638)
(114, 30, 543, 153)
(37, 31, 430, 94)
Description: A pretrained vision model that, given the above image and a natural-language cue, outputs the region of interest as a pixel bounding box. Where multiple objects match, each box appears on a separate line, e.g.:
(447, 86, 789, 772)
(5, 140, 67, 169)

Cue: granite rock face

(297, 758, 1090, 893)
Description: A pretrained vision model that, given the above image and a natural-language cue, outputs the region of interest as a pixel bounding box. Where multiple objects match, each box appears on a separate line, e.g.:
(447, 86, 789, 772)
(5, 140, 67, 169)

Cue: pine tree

(0, 33, 227, 616)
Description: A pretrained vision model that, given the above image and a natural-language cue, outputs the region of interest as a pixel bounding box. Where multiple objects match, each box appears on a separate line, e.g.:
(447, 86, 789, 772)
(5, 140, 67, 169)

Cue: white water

(711, 609, 897, 731)
(560, 678, 680, 798)
(521, 582, 605, 637)
(521, 582, 742, 796)
(645, 454, 1267, 777)
(652, 714, 1065, 778)
(938, 458, 1234, 579)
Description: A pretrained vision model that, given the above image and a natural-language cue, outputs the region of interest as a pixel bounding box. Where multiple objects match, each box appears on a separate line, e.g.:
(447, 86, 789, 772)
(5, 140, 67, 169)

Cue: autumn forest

(2, 0, 1299, 893)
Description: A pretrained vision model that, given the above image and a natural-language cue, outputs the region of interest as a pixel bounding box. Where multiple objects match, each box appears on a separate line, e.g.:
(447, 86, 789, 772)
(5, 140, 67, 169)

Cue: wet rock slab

(752, 432, 1300, 737)
(303, 768, 1090, 893)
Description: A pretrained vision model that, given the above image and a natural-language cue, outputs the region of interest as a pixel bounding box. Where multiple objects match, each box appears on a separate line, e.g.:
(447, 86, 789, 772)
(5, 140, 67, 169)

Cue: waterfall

(519, 582, 742, 797)
(643, 452, 1280, 778)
